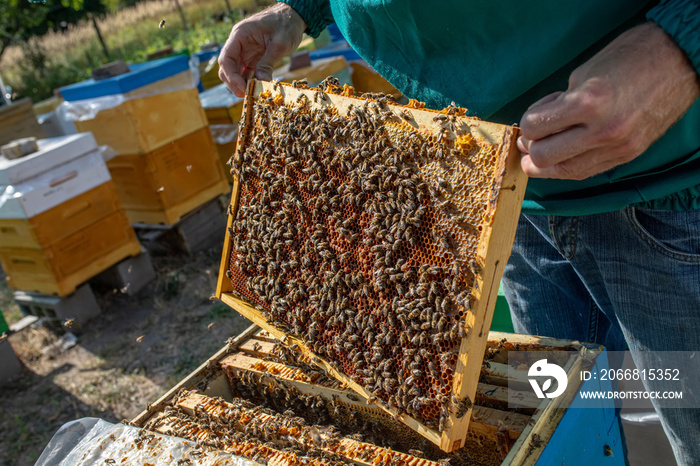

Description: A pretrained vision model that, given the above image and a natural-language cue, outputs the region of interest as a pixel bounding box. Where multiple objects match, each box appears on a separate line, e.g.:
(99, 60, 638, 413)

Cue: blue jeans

(502, 207, 700, 466)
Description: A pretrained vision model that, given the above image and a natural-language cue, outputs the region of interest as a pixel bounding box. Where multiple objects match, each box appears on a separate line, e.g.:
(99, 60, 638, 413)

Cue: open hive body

(216, 80, 527, 451)
(133, 325, 617, 466)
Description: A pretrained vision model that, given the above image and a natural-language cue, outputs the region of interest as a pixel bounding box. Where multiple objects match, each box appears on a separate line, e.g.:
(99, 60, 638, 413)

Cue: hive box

(0, 134, 141, 296)
(60, 56, 209, 156)
(132, 325, 625, 466)
(60, 57, 229, 224)
(199, 83, 244, 126)
(105, 126, 230, 225)
(199, 84, 242, 179)
(0, 98, 46, 147)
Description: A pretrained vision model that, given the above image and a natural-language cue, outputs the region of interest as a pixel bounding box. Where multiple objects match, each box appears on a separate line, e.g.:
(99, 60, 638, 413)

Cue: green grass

(0, 278, 24, 326)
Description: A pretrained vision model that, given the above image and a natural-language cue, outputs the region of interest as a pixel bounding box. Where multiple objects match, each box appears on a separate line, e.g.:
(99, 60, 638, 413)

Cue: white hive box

(0, 134, 141, 296)
(0, 134, 110, 220)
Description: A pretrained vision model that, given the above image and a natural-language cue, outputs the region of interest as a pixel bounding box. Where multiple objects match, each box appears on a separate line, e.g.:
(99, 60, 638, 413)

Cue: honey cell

(226, 80, 504, 434)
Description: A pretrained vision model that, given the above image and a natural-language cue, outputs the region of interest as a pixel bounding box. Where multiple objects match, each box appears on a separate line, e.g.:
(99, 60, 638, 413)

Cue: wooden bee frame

(216, 79, 527, 452)
(133, 325, 615, 466)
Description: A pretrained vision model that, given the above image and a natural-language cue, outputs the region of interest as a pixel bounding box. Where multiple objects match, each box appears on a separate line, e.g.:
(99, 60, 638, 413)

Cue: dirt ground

(0, 245, 252, 466)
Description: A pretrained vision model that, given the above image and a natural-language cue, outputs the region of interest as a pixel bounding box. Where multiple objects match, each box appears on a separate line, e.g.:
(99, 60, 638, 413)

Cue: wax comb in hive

(216, 78, 527, 452)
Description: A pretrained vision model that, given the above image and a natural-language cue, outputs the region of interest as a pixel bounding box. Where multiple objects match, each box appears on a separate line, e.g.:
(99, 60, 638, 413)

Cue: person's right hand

(218, 3, 307, 97)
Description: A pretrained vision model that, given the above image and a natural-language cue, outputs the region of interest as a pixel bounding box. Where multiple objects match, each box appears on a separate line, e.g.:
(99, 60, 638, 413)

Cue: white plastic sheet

(35, 417, 261, 466)
(210, 124, 239, 145)
(60, 56, 200, 122)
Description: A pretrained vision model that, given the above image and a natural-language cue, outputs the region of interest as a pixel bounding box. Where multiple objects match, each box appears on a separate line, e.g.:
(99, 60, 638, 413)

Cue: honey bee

(63, 319, 74, 328)
(136, 335, 145, 343)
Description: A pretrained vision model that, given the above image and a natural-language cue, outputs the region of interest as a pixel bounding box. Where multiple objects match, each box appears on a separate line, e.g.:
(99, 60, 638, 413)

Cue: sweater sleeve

(278, 0, 335, 38)
(647, 0, 700, 76)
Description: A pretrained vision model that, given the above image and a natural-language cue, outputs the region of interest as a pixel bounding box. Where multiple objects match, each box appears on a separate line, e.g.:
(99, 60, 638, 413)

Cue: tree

(0, 0, 106, 62)
(0, 0, 49, 61)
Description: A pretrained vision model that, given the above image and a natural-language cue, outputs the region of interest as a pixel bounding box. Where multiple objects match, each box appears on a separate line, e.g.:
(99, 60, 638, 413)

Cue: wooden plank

(475, 383, 539, 412)
(148, 411, 338, 466)
(215, 82, 254, 298)
(0, 98, 45, 146)
(131, 323, 260, 427)
(254, 328, 281, 342)
(238, 338, 276, 357)
(221, 352, 531, 441)
(447, 125, 527, 451)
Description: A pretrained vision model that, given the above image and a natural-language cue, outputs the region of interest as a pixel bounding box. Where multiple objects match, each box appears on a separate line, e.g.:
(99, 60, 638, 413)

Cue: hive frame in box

(216, 79, 527, 452)
(132, 325, 619, 465)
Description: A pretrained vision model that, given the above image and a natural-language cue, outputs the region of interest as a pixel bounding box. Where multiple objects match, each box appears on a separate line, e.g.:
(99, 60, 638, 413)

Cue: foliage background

(0, 0, 268, 102)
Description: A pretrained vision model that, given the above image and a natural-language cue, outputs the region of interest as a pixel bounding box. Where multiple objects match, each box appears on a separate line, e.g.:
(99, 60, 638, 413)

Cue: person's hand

(518, 22, 700, 181)
(218, 3, 306, 97)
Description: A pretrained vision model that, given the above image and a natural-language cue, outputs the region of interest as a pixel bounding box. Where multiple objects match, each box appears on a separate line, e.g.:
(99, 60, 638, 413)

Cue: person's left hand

(518, 22, 700, 181)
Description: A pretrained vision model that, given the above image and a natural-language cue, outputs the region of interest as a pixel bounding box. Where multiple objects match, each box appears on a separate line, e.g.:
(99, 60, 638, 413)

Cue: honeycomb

(146, 390, 443, 466)
(222, 341, 509, 465)
(224, 78, 513, 445)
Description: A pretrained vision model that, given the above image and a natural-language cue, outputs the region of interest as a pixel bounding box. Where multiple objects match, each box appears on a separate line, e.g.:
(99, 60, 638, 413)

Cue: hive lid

(59, 55, 190, 102)
(199, 83, 243, 110)
(0, 133, 98, 185)
(216, 79, 527, 452)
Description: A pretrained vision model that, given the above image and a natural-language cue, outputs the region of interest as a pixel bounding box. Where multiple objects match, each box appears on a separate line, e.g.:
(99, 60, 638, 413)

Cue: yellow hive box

(209, 125, 238, 182)
(0, 182, 123, 249)
(106, 126, 230, 225)
(0, 196, 141, 296)
(200, 58, 222, 91)
(74, 87, 208, 156)
(199, 83, 244, 126)
(32, 96, 64, 116)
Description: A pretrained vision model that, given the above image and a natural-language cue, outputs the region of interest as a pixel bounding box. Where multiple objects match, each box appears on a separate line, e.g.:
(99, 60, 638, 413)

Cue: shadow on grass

(0, 363, 118, 466)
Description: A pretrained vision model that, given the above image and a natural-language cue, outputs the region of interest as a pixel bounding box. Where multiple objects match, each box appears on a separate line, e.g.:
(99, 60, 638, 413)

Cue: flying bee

(158, 19, 166, 28)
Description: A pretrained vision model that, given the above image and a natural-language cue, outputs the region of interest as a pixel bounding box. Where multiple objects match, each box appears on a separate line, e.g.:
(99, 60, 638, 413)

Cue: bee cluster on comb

(219, 78, 525, 451)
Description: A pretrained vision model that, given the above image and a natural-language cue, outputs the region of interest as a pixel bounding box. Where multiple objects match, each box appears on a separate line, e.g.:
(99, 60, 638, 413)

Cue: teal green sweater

(281, 0, 700, 216)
